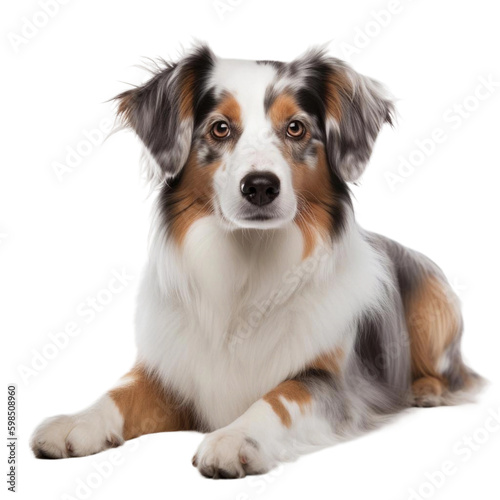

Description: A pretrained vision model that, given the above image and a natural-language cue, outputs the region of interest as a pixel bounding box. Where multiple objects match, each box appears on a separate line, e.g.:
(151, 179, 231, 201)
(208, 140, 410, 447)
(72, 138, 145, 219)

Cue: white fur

(210, 59, 298, 229)
(137, 215, 389, 431)
(31, 395, 124, 458)
(194, 398, 335, 477)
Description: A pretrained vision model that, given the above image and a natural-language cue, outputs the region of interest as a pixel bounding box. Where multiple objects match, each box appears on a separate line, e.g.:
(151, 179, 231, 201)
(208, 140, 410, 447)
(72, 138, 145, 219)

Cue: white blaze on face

(210, 59, 298, 229)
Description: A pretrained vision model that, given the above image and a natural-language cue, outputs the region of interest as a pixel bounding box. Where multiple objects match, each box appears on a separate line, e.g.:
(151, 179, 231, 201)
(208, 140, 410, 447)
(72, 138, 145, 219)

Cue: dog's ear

(115, 45, 216, 184)
(321, 57, 395, 183)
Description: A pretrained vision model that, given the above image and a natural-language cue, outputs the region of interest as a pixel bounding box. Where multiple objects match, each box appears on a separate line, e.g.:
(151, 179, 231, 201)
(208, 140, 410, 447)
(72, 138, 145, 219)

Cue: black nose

(240, 172, 280, 206)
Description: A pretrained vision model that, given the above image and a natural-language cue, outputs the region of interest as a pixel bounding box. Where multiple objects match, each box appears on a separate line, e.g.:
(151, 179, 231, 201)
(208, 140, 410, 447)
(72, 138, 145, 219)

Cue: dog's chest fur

(136, 217, 386, 430)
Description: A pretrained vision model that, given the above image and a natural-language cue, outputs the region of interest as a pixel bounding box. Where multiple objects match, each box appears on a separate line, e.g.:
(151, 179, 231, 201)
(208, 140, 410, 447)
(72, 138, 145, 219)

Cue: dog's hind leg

(405, 273, 482, 407)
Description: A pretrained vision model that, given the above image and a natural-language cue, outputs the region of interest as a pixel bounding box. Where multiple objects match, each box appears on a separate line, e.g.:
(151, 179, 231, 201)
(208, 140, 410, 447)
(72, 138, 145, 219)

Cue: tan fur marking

(179, 67, 196, 121)
(215, 92, 242, 126)
(293, 147, 338, 258)
(407, 274, 460, 380)
(324, 71, 353, 121)
(308, 347, 344, 374)
(168, 154, 219, 245)
(268, 93, 339, 259)
(167, 93, 242, 245)
(412, 376, 444, 399)
(263, 380, 312, 428)
(268, 93, 301, 127)
(109, 365, 193, 440)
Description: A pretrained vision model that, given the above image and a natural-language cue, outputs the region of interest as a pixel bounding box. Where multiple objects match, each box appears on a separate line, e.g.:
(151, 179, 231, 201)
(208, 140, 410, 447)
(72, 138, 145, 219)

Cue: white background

(2, 0, 499, 499)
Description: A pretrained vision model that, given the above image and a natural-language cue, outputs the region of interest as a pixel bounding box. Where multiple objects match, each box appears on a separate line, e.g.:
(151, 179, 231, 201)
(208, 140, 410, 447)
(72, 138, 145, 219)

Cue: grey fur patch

(114, 44, 216, 183)
(295, 369, 352, 437)
(365, 230, 483, 398)
(264, 47, 394, 183)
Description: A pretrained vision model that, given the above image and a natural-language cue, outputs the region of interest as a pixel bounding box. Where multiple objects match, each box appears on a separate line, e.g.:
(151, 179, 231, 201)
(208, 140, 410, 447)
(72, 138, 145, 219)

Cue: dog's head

(116, 45, 394, 254)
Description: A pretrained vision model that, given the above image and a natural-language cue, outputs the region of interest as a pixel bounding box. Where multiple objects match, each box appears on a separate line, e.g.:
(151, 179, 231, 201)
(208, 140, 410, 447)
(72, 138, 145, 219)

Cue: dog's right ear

(115, 44, 216, 184)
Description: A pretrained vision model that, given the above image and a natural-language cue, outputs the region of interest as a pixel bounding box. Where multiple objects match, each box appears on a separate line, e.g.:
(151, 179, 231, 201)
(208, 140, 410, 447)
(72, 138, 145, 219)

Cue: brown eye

(287, 120, 305, 139)
(211, 121, 230, 139)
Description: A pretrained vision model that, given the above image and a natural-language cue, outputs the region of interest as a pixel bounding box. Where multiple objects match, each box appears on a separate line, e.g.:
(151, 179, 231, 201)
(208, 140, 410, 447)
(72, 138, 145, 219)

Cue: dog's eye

(286, 120, 306, 139)
(211, 121, 230, 139)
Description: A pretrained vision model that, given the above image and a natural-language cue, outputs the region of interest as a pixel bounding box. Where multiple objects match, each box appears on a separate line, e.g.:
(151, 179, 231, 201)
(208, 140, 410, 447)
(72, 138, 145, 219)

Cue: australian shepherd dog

(31, 45, 482, 479)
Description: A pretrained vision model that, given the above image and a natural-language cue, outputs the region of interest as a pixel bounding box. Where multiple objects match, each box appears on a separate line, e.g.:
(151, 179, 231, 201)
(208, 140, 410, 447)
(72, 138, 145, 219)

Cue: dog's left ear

(114, 44, 216, 184)
(322, 58, 395, 183)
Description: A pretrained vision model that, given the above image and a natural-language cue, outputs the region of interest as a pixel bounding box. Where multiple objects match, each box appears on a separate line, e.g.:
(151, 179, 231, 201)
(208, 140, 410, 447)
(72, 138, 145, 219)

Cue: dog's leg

(192, 371, 351, 479)
(406, 273, 482, 406)
(31, 365, 192, 459)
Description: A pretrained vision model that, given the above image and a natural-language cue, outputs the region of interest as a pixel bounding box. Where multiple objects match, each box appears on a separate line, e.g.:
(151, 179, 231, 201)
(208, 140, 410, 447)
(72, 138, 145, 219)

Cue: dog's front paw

(193, 428, 273, 479)
(31, 414, 123, 459)
(31, 397, 124, 459)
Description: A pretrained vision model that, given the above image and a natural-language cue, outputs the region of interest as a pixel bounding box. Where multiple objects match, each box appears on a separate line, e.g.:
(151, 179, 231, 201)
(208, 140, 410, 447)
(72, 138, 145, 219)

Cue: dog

(31, 44, 482, 479)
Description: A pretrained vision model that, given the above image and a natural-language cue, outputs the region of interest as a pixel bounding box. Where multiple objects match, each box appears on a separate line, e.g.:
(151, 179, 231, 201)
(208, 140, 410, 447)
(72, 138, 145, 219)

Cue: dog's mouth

(217, 185, 298, 230)
(241, 214, 274, 222)
(227, 204, 297, 229)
